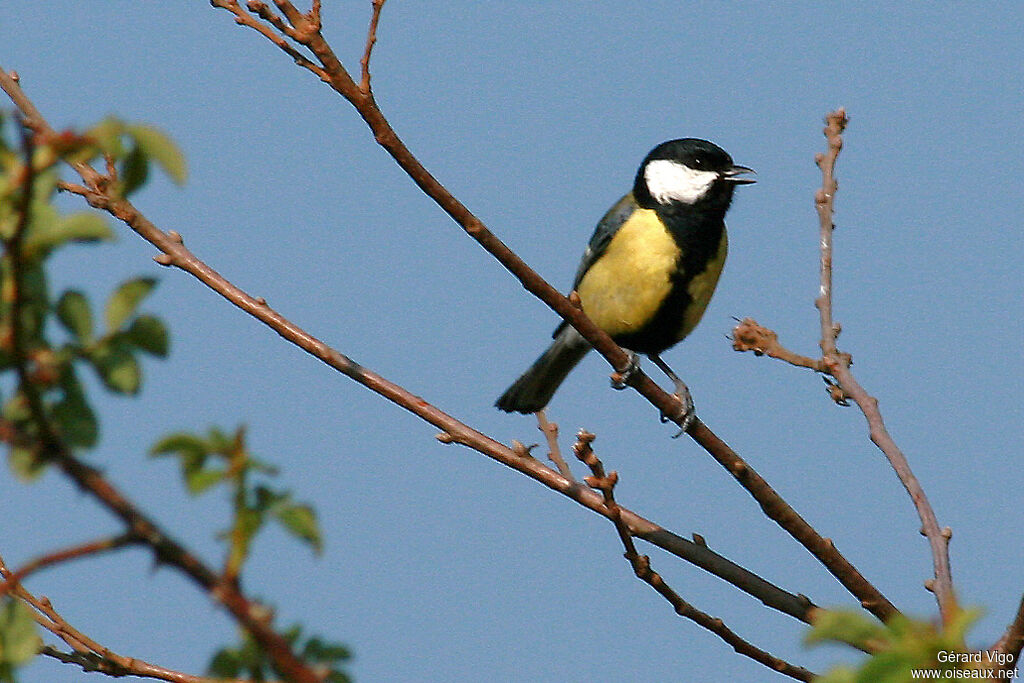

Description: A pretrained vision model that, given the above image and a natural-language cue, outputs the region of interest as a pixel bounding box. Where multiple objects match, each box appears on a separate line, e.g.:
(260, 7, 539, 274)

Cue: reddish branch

(0, 534, 136, 599)
(359, 0, 386, 93)
(737, 110, 956, 623)
(732, 319, 824, 372)
(0, 555, 245, 683)
(0, 69, 823, 629)
(0, 76, 321, 682)
(535, 409, 574, 481)
(574, 432, 816, 681)
(814, 112, 843, 359)
(201, 1, 898, 624)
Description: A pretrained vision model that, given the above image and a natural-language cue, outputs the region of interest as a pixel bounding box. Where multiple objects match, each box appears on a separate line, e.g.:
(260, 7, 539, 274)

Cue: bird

(495, 138, 754, 425)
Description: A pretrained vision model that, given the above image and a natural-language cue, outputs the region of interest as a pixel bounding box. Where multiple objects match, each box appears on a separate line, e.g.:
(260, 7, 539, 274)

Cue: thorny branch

(202, 0, 898, 624)
(573, 431, 816, 682)
(0, 66, 822, 629)
(734, 109, 956, 624)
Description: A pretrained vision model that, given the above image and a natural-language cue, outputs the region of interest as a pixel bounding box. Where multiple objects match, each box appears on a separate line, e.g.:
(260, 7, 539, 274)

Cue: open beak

(723, 164, 756, 184)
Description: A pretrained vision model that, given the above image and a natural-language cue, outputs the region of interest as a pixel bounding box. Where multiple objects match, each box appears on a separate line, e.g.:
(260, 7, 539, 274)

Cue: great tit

(495, 138, 754, 416)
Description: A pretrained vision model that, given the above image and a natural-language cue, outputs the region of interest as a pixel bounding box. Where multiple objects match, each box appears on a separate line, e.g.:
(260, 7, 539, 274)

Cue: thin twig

(813, 109, 955, 622)
(0, 69, 820, 629)
(0, 555, 243, 683)
(198, 9, 899, 624)
(536, 409, 574, 481)
(814, 111, 844, 358)
(573, 432, 817, 682)
(0, 534, 137, 599)
(0, 82, 320, 682)
(360, 0, 386, 93)
(209, 0, 327, 79)
(731, 318, 825, 372)
(829, 361, 954, 619)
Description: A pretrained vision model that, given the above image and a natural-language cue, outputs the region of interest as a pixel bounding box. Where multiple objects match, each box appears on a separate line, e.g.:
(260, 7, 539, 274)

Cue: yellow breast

(575, 208, 680, 336)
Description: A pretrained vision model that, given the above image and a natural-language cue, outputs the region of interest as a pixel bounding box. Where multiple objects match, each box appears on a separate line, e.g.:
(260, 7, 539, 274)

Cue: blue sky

(3, 2, 1022, 681)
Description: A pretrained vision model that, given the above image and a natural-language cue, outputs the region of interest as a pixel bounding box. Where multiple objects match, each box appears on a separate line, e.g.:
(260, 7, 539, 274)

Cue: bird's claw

(609, 351, 640, 390)
(660, 386, 696, 438)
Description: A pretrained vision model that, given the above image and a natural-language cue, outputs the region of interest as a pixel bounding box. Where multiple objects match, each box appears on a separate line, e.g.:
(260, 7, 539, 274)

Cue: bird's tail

(495, 326, 591, 414)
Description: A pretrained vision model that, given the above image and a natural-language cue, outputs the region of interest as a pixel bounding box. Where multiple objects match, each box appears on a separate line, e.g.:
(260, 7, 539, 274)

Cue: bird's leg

(649, 354, 696, 436)
(609, 349, 640, 390)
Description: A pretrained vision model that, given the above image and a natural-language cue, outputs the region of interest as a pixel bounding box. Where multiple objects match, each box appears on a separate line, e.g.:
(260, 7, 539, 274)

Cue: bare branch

(814, 110, 845, 358)
(199, 9, 899, 624)
(0, 68, 821, 628)
(734, 110, 957, 623)
(829, 360, 954, 620)
(209, 0, 327, 79)
(731, 318, 825, 372)
(360, 0, 386, 93)
(812, 110, 955, 622)
(574, 432, 817, 681)
(0, 555, 244, 683)
(690, 417, 897, 620)
(536, 409, 574, 481)
(0, 534, 136, 599)
(0, 77, 322, 680)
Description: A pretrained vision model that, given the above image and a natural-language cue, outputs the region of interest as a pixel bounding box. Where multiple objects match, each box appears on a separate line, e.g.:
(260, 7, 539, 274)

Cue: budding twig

(573, 432, 816, 682)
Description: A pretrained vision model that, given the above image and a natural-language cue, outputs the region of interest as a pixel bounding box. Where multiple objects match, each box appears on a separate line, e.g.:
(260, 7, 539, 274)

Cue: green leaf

(275, 503, 322, 554)
(104, 277, 156, 332)
(58, 212, 114, 243)
(857, 650, 924, 683)
(55, 290, 93, 344)
(2, 395, 30, 423)
(126, 125, 187, 186)
(186, 467, 226, 495)
(253, 485, 285, 512)
(805, 609, 889, 650)
(91, 342, 141, 395)
(812, 666, 857, 683)
(120, 144, 149, 197)
(53, 370, 98, 448)
(27, 169, 58, 206)
(12, 262, 49, 342)
(0, 600, 42, 669)
(207, 649, 241, 678)
(942, 607, 982, 646)
(150, 432, 209, 460)
(18, 198, 59, 253)
(125, 314, 168, 357)
(303, 637, 352, 663)
(206, 426, 233, 454)
(229, 506, 265, 562)
(7, 447, 46, 483)
(247, 457, 279, 476)
(87, 118, 126, 158)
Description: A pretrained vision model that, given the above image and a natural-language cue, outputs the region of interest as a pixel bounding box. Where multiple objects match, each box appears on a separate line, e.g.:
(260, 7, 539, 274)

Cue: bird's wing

(552, 192, 637, 339)
(569, 192, 638, 290)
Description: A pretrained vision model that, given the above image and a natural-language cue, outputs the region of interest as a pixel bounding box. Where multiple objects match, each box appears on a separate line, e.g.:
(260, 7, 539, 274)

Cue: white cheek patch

(644, 159, 719, 205)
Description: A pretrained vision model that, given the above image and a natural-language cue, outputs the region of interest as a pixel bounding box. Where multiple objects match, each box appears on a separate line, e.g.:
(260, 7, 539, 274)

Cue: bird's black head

(633, 138, 755, 211)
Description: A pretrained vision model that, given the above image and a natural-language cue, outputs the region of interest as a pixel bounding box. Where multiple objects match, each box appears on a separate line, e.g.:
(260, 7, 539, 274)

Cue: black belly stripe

(611, 208, 726, 355)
